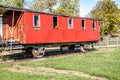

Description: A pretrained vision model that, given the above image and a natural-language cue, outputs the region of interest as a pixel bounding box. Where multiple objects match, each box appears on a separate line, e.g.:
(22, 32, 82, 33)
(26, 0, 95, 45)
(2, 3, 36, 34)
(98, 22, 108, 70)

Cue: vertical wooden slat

(10, 10, 15, 52)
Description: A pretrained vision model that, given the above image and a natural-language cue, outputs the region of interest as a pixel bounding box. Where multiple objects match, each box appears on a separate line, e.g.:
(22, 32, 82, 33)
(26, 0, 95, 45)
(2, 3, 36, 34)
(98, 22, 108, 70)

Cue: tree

(55, 0, 80, 16)
(31, 0, 80, 16)
(47, 0, 57, 12)
(90, 0, 120, 35)
(31, 0, 57, 13)
(12, 0, 24, 8)
(0, 0, 24, 8)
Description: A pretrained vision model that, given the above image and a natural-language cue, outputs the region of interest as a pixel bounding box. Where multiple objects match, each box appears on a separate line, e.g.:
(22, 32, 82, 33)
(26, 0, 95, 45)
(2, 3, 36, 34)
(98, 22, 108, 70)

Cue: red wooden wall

(2, 10, 25, 43)
(24, 11, 100, 44)
(2, 10, 100, 44)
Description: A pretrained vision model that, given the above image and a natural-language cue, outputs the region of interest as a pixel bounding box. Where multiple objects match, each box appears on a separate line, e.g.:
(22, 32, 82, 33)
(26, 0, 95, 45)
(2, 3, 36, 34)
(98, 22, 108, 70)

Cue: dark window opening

(68, 18, 73, 29)
(34, 14, 40, 28)
(81, 19, 85, 29)
(53, 16, 58, 29)
(92, 20, 96, 30)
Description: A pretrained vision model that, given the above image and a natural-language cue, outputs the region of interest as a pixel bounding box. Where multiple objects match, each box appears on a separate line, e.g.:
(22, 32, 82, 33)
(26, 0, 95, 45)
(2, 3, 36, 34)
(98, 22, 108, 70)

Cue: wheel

(32, 48, 45, 58)
(80, 45, 86, 53)
(68, 45, 75, 51)
(25, 47, 33, 57)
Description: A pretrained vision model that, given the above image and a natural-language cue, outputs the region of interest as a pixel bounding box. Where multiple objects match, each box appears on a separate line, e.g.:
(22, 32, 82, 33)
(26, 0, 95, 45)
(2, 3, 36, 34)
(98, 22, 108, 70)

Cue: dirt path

(4, 64, 108, 80)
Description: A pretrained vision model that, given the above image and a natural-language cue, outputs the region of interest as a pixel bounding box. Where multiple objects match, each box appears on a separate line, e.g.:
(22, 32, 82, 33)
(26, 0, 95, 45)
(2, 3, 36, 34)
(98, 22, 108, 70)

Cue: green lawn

(0, 48, 120, 80)
(0, 70, 91, 80)
(21, 48, 120, 80)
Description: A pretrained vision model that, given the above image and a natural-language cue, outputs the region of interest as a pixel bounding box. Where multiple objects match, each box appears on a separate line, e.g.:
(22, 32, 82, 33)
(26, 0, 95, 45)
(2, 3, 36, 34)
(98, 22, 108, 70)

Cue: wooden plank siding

(2, 10, 100, 44)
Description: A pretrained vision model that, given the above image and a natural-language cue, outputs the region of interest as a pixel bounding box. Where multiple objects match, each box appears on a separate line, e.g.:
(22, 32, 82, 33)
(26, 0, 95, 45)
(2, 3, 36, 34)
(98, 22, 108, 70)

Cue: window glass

(92, 20, 96, 30)
(81, 19, 85, 29)
(53, 16, 58, 29)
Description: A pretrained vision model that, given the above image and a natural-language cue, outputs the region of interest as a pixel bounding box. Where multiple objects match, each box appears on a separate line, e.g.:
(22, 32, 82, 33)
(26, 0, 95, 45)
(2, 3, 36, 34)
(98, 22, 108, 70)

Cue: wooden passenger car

(0, 5, 100, 57)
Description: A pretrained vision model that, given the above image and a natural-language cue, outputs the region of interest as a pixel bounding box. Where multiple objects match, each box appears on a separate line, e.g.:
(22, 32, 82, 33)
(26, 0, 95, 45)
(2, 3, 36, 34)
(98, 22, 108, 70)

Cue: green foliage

(90, 0, 120, 35)
(31, 0, 57, 13)
(0, 0, 24, 8)
(55, 0, 80, 16)
(31, 0, 80, 16)
(12, 0, 24, 8)
(21, 48, 120, 80)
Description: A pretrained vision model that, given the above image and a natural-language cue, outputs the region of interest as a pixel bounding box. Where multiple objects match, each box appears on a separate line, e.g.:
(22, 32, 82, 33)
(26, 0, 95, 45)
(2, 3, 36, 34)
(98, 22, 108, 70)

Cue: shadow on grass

(0, 48, 97, 61)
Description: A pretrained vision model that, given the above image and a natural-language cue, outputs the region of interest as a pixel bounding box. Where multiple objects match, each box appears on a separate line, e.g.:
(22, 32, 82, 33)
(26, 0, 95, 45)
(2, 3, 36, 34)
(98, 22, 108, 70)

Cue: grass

(21, 48, 120, 80)
(0, 63, 13, 69)
(0, 48, 120, 80)
(0, 70, 91, 80)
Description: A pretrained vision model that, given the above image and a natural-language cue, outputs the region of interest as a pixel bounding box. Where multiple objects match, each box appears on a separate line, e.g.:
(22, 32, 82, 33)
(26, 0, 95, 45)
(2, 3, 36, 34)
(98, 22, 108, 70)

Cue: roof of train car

(0, 5, 101, 21)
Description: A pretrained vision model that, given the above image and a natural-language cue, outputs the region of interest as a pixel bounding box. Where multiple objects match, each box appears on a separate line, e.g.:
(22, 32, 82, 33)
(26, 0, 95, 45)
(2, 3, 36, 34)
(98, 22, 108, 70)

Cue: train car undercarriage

(0, 39, 98, 58)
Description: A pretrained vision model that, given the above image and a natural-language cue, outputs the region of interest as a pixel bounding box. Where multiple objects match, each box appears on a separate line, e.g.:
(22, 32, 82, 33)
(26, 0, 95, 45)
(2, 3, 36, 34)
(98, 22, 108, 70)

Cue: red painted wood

(2, 10, 25, 43)
(3, 11, 100, 44)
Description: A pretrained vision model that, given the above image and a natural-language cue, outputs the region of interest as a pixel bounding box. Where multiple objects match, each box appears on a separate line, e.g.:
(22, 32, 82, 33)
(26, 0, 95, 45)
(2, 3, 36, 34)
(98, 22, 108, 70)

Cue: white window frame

(33, 13, 40, 28)
(68, 18, 73, 29)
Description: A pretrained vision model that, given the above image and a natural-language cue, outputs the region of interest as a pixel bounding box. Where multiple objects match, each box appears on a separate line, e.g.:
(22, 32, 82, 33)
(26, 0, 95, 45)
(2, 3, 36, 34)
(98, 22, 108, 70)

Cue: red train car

(0, 5, 100, 57)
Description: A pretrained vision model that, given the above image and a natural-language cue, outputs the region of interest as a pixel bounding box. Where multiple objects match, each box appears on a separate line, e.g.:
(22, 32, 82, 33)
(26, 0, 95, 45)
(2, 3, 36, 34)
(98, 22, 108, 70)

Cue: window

(81, 19, 85, 30)
(68, 18, 73, 29)
(53, 16, 58, 29)
(92, 20, 96, 30)
(33, 14, 40, 28)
